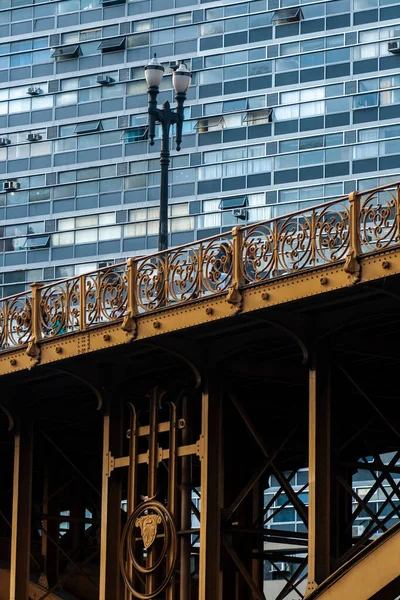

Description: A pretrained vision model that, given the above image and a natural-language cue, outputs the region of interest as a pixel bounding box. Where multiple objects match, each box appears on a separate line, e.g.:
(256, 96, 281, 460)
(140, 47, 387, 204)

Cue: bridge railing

(0, 182, 399, 351)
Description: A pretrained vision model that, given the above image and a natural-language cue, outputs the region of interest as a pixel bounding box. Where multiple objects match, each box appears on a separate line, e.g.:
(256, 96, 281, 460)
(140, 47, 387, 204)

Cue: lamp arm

(174, 92, 186, 152)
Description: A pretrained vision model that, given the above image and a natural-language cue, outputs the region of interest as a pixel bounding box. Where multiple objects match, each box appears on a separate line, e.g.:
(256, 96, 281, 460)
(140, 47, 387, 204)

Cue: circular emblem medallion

(120, 500, 178, 599)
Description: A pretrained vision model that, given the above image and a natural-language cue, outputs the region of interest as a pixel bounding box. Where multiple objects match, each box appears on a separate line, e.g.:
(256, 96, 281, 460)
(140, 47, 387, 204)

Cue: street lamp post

(145, 56, 192, 251)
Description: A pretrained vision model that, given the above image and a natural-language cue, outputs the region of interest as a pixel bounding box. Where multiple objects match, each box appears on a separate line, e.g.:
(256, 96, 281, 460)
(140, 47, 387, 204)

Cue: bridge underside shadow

(1, 275, 400, 600)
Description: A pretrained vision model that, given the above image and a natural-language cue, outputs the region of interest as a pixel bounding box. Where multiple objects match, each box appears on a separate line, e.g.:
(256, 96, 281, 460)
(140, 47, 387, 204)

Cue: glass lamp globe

(144, 55, 165, 88)
(172, 62, 192, 94)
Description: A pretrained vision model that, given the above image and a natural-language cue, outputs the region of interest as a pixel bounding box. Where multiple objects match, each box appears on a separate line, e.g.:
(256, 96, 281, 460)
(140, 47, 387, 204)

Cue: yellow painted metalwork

(0, 181, 399, 376)
(306, 522, 400, 600)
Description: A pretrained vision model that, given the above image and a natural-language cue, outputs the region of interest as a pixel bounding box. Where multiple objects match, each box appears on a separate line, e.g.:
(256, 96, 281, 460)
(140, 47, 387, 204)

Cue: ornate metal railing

(0, 182, 399, 352)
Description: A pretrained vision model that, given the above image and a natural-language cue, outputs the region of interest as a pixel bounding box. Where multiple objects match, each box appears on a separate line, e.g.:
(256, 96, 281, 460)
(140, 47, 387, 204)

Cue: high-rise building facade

(0, 0, 400, 297)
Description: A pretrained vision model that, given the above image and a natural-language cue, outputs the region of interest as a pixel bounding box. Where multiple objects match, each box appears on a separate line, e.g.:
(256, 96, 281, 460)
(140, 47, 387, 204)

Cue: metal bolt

(153, 321, 161, 329)
(55, 346, 63, 354)
(382, 260, 390, 269)
(103, 333, 111, 341)
(320, 277, 328, 285)
(10, 358, 16, 366)
(206, 307, 213, 315)
(261, 292, 269, 300)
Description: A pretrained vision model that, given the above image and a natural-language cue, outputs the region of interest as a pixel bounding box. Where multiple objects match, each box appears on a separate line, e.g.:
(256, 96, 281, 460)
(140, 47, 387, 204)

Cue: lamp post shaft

(147, 94, 187, 252)
(159, 120, 171, 252)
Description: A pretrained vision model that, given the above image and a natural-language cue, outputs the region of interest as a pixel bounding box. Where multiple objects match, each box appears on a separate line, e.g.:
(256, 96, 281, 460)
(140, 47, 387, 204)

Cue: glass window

(353, 93, 378, 109)
(326, 48, 350, 63)
(354, 0, 378, 9)
(301, 88, 324, 101)
(280, 139, 298, 153)
(200, 21, 223, 36)
(300, 52, 324, 68)
(99, 225, 121, 240)
(359, 128, 379, 141)
(10, 52, 31, 66)
(52, 232, 74, 246)
(300, 150, 324, 166)
(299, 136, 324, 150)
(275, 153, 298, 169)
(32, 96, 53, 110)
(76, 228, 97, 244)
(326, 0, 350, 14)
(170, 217, 194, 232)
(275, 56, 299, 72)
(325, 133, 343, 146)
(380, 89, 400, 105)
(224, 50, 248, 65)
(353, 143, 378, 159)
(353, 43, 379, 60)
(325, 146, 351, 162)
(281, 41, 300, 56)
(9, 98, 30, 113)
(127, 33, 149, 47)
(300, 100, 325, 117)
(30, 141, 52, 156)
(56, 91, 78, 107)
(248, 60, 271, 76)
(199, 69, 223, 85)
(224, 64, 247, 80)
(57, 0, 79, 13)
(79, 87, 101, 102)
(325, 97, 350, 112)
(198, 165, 222, 180)
(359, 78, 379, 92)
(98, 213, 116, 225)
(274, 104, 299, 120)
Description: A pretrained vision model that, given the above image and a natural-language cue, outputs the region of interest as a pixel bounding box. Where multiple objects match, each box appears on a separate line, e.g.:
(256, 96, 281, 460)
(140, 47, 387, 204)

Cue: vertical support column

(180, 397, 191, 600)
(344, 190, 361, 282)
(125, 404, 138, 600)
(306, 347, 332, 595)
(99, 398, 123, 600)
(146, 388, 159, 595)
(79, 274, 87, 331)
(199, 374, 223, 600)
(9, 416, 33, 600)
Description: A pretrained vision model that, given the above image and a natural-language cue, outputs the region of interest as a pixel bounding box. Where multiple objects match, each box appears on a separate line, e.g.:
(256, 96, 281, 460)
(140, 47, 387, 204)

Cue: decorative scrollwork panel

(136, 235, 234, 312)
(40, 279, 80, 337)
(359, 187, 399, 252)
(1, 293, 33, 348)
(84, 265, 128, 327)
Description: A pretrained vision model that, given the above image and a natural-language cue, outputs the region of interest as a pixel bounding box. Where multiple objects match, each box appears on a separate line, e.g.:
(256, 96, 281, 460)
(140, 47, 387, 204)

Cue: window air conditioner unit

(0, 137, 11, 146)
(3, 180, 20, 191)
(97, 75, 114, 85)
(27, 133, 42, 142)
(388, 40, 400, 53)
(270, 562, 290, 573)
(232, 208, 247, 220)
(27, 86, 42, 96)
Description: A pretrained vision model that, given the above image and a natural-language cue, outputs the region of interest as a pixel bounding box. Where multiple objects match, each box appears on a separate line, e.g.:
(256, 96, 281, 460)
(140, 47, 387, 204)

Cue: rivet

(55, 346, 63, 354)
(10, 358, 16, 366)
(261, 292, 269, 300)
(382, 260, 390, 269)
(153, 321, 161, 329)
(206, 307, 213, 315)
(320, 277, 328, 285)
(103, 333, 111, 341)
